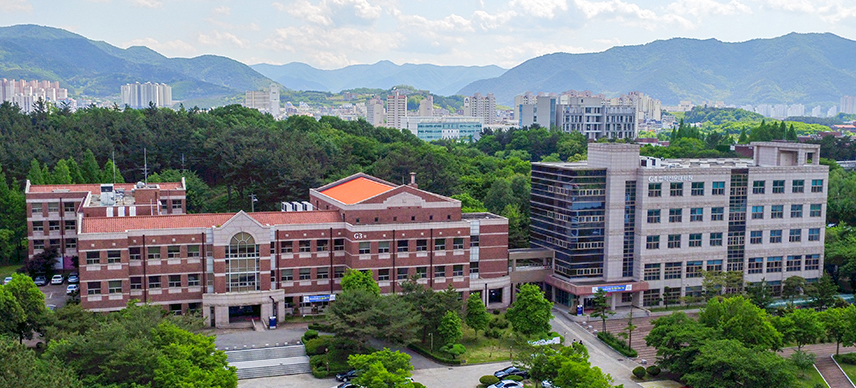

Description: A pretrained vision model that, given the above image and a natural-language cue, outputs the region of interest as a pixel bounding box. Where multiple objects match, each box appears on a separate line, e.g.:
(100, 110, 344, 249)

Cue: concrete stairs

(226, 345, 312, 380)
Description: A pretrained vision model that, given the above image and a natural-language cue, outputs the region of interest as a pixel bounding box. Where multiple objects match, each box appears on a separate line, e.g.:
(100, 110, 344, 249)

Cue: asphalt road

(39, 282, 72, 310)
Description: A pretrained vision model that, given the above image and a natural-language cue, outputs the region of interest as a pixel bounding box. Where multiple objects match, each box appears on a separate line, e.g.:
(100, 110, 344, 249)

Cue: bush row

(308, 322, 335, 332)
(839, 353, 856, 365)
(597, 331, 638, 358)
(407, 343, 463, 365)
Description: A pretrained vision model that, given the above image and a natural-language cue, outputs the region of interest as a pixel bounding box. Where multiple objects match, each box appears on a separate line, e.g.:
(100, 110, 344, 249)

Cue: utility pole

(249, 193, 258, 212)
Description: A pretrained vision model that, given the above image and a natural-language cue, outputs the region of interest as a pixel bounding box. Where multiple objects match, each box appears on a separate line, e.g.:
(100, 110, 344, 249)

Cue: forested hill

(0, 24, 272, 101)
(458, 32, 856, 106)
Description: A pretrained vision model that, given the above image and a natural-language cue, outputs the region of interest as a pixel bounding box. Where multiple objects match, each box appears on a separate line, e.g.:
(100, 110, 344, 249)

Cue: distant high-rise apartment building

(2, 79, 70, 112)
(607, 91, 661, 122)
(366, 96, 385, 126)
(463, 93, 497, 125)
(516, 91, 637, 140)
(516, 93, 558, 128)
(787, 104, 805, 117)
(386, 90, 407, 130)
(121, 82, 172, 109)
(418, 95, 434, 117)
(244, 84, 280, 116)
(828, 106, 838, 117)
(841, 96, 856, 115)
(811, 106, 822, 118)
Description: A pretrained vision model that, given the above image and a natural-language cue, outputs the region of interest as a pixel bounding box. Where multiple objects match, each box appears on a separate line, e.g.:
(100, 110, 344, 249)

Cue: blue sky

(1, 0, 855, 69)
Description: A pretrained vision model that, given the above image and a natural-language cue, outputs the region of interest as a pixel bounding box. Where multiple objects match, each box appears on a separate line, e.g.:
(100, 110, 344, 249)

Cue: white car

(66, 284, 79, 295)
(51, 274, 64, 285)
(4, 276, 13, 285)
(488, 380, 523, 388)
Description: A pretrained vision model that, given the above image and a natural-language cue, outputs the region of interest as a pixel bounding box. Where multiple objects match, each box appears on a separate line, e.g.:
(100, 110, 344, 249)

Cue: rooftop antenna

(181, 153, 186, 173)
(112, 150, 116, 184)
(143, 147, 149, 185)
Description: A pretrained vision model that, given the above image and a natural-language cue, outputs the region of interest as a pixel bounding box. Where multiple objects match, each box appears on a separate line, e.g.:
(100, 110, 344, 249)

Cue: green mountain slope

(0, 24, 272, 101)
(457, 33, 856, 106)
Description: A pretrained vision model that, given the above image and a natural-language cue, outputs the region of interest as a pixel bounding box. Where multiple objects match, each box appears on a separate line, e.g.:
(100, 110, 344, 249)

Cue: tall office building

(244, 84, 280, 116)
(386, 91, 407, 130)
(516, 92, 636, 140)
(841, 96, 856, 115)
(366, 96, 385, 126)
(418, 95, 434, 117)
(530, 142, 827, 309)
(463, 93, 497, 125)
(121, 82, 172, 109)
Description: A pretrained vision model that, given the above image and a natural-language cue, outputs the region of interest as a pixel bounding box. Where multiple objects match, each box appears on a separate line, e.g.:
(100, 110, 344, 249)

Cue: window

(281, 242, 293, 253)
(48, 203, 59, 213)
(416, 239, 428, 251)
(770, 230, 782, 243)
(396, 268, 408, 279)
(728, 258, 744, 272)
(378, 269, 390, 281)
(622, 293, 633, 303)
(378, 241, 390, 253)
(107, 250, 121, 263)
(299, 268, 311, 280)
(643, 289, 661, 307)
(647, 209, 661, 223)
(87, 281, 101, 295)
(453, 265, 464, 277)
(690, 208, 703, 222)
(712, 181, 725, 195)
(317, 240, 328, 252)
(434, 266, 446, 278)
(168, 275, 181, 288)
(772, 180, 785, 193)
(334, 267, 345, 278)
(416, 267, 428, 279)
(686, 261, 703, 278)
(131, 277, 142, 289)
(750, 230, 762, 244)
(751, 206, 764, 219)
(334, 239, 344, 251)
(167, 245, 180, 258)
(49, 239, 59, 248)
(710, 233, 723, 246)
(64, 220, 75, 230)
(644, 263, 660, 281)
(434, 239, 446, 250)
(32, 221, 43, 232)
(787, 256, 802, 272)
(86, 251, 100, 265)
(748, 258, 764, 274)
(664, 262, 682, 279)
(791, 204, 803, 218)
(771, 205, 784, 219)
(172, 200, 182, 210)
(669, 208, 682, 223)
(811, 179, 823, 193)
(808, 228, 820, 241)
(184, 245, 199, 258)
(33, 240, 45, 250)
(188, 274, 200, 286)
(299, 240, 311, 253)
(789, 229, 801, 242)
(648, 183, 662, 197)
(706, 260, 723, 272)
(31, 203, 42, 215)
(470, 235, 479, 247)
(281, 269, 293, 281)
(359, 242, 371, 254)
(129, 247, 141, 260)
(810, 204, 821, 217)
(766, 257, 782, 273)
(805, 254, 820, 270)
(147, 247, 161, 259)
(148, 275, 161, 288)
(64, 202, 76, 212)
(453, 238, 464, 250)
(646, 235, 660, 249)
(752, 180, 765, 194)
(793, 179, 805, 193)
(689, 233, 702, 247)
(668, 234, 681, 249)
(317, 267, 329, 279)
(49, 221, 59, 231)
(711, 207, 724, 221)
(65, 238, 77, 249)
(670, 182, 683, 196)
(470, 262, 479, 274)
(691, 182, 704, 196)
(397, 240, 409, 252)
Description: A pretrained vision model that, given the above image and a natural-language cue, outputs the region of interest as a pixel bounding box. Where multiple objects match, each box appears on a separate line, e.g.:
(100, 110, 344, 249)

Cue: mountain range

(458, 33, 856, 106)
(251, 61, 506, 96)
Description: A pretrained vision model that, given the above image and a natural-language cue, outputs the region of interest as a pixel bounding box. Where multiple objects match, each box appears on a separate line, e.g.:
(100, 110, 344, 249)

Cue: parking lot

(39, 281, 73, 310)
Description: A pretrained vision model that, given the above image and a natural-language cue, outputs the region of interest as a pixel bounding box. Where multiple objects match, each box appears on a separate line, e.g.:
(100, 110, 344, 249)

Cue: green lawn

(795, 365, 829, 388)
(0, 264, 20, 279)
(460, 328, 517, 364)
(833, 355, 856, 384)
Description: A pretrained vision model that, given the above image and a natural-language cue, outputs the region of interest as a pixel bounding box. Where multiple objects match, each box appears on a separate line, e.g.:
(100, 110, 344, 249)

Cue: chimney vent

(409, 172, 417, 187)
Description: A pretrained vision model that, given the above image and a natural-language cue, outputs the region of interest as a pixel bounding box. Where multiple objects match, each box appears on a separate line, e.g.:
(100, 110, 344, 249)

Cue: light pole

(429, 332, 433, 351)
(249, 194, 258, 212)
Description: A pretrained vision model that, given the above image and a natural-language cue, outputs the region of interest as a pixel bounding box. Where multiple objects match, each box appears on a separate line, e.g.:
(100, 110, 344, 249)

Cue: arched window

(226, 232, 259, 292)
(227, 232, 257, 258)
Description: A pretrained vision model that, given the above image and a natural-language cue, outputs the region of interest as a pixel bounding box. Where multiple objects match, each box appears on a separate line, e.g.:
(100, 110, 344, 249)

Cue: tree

(683, 339, 796, 388)
(0, 285, 25, 337)
(645, 312, 716, 376)
(52, 159, 72, 185)
(0, 338, 82, 388)
(369, 294, 421, 345)
(698, 296, 782, 351)
(484, 178, 515, 214)
(22, 246, 58, 276)
(80, 149, 101, 184)
(151, 321, 237, 388)
(341, 269, 381, 297)
(3, 273, 48, 343)
(819, 305, 856, 355)
(784, 308, 824, 351)
(27, 158, 45, 185)
(328, 289, 379, 344)
(589, 289, 614, 333)
(782, 276, 807, 303)
(65, 157, 85, 184)
(399, 280, 461, 345)
(616, 309, 637, 349)
(501, 204, 528, 248)
(437, 310, 462, 347)
(506, 284, 553, 336)
(807, 274, 839, 310)
(464, 292, 490, 338)
(746, 279, 774, 309)
(101, 159, 125, 183)
(348, 348, 413, 388)
(789, 350, 816, 378)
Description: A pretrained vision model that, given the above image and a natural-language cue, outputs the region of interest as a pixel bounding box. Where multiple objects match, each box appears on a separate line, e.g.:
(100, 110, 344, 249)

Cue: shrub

(302, 329, 319, 342)
(632, 366, 646, 378)
(485, 329, 503, 339)
(412, 383, 426, 388)
(507, 375, 524, 382)
(597, 331, 638, 358)
(839, 353, 856, 365)
(407, 343, 463, 365)
(307, 322, 334, 332)
(480, 375, 500, 385)
(488, 318, 509, 329)
(304, 335, 334, 355)
(492, 310, 501, 315)
(646, 365, 661, 376)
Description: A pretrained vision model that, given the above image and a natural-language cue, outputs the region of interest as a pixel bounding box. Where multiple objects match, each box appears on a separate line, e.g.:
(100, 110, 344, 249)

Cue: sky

(1, 0, 855, 70)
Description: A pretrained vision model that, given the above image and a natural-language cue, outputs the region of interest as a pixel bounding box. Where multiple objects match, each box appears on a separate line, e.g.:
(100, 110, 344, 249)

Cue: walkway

(815, 355, 854, 388)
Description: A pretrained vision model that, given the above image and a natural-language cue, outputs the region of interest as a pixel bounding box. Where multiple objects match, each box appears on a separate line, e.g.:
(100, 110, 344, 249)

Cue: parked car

(66, 284, 79, 295)
(331, 382, 356, 388)
(51, 274, 64, 285)
(488, 380, 523, 388)
(494, 366, 530, 379)
(34, 275, 48, 286)
(336, 369, 359, 382)
(3, 276, 12, 285)
(542, 380, 561, 388)
(67, 272, 79, 284)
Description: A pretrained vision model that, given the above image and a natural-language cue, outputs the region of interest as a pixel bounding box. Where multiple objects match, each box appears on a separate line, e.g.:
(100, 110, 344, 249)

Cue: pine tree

(27, 159, 45, 185)
(66, 158, 85, 184)
(81, 149, 100, 184)
(101, 160, 125, 184)
(738, 127, 748, 144)
(52, 159, 72, 185)
(787, 124, 797, 141)
(464, 293, 490, 338)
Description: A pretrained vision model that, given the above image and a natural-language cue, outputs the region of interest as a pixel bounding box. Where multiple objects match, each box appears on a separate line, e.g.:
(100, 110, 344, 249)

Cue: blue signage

(303, 294, 336, 303)
(591, 284, 633, 293)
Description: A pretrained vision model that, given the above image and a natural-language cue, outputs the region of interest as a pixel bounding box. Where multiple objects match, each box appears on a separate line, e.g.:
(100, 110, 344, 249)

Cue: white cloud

(666, 0, 751, 17)
(273, 0, 382, 25)
(574, 0, 694, 29)
(397, 13, 474, 32)
(753, 0, 856, 23)
(473, 10, 517, 30)
(510, 0, 568, 19)
(282, 0, 333, 25)
(130, 0, 162, 8)
(260, 25, 401, 68)
(212, 6, 230, 16)
(122, 37, 197, 56)
(197, 30, 250, 48)
(0, 0, 32, 12)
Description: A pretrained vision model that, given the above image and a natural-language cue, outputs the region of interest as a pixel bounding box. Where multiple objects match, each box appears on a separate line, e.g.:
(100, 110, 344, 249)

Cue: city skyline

(0, 0, 854, 69)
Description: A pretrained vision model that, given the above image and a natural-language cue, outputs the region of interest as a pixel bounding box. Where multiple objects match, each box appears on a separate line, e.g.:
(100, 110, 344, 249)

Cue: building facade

(27, 174, 511, 327)
(404, 116, 483, 142)
(463, 93, 497, 125)
(386, 91, 407, 130)
(366, 96, 385, 126)
(515, 92, 637, 140)
(244, 84, 280, 116)
(530, 142, 827, 309)
(121, 82, 173, 109)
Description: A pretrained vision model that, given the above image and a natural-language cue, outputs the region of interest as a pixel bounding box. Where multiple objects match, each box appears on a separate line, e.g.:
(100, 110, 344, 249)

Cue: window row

(646, 204, 822, 224)
(351, 238, 467, 255)
(32, 238, 77, 250)
(646, 233, 723, 249)
(89, 274, 202, 294)
(31, 220, 76, 232)
(751, 179, 822, 194)
(647, 179, 822, 198)
(280, 264, 472, 281)
(748, 228, 821, 244)
(644, 228, 819, 250)
(643, 254, 819, 281)
(750, 204, 822, 219)
(30, 202, 78, 215)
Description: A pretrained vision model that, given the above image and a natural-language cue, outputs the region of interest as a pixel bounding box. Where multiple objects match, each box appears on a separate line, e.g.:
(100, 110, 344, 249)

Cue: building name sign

(304, 294, 336, 303)
(353, 233, 365, 240)
(592, 284, 633, 293)
(648, 175, 693, 183)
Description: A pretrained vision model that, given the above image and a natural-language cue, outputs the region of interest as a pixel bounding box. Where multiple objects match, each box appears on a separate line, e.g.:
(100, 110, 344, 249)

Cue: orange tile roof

(28, 182, 183, 193)
(320, 176, 396, 204)
(81, 211, 341, 233)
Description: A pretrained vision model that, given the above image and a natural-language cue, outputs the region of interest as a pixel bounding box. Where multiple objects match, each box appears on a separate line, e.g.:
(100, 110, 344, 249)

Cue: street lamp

(429, 332, 433, 351)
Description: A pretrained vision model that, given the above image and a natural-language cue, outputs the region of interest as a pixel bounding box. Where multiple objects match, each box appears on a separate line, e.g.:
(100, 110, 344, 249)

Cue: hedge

(302, 329, 319, 342)
(480, 375, 500, 385)
(304, 335, 334, 355)
(407, 343, 464, 365)
(597, 331, 638, 358)
(838, 353, 856, 365)
(308, 322, 335, 332)
(646, 365, 661, 376)
(632, 366, 646, 378)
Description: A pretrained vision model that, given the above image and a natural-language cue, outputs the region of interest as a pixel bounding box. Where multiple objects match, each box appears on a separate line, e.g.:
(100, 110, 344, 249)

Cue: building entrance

(228, 305, 260, 323)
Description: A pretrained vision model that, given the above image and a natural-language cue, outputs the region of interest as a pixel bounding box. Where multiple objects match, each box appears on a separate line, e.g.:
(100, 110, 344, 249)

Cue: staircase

(816, 355, 855, 388)
(226, 345, 312, 380)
